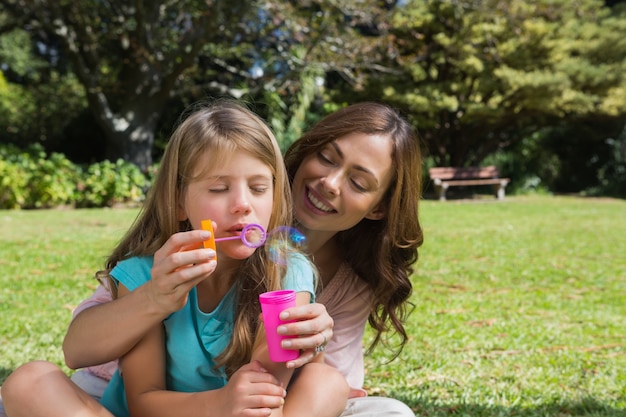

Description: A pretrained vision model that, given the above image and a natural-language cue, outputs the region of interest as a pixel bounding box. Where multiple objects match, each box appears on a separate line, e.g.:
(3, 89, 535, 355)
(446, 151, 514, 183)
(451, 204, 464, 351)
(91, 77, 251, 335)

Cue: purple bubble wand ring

(213, 223, 267, 248)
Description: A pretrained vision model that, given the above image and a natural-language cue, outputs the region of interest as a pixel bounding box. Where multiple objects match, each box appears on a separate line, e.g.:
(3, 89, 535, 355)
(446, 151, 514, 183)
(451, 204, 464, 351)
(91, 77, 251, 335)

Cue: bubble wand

(201, 220, 305, 263)
(201, 220, 267, 260)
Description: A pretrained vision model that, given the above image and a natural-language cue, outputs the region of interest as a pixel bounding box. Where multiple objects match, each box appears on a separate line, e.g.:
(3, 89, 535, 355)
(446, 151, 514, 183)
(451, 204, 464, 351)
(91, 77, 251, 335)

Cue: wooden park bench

(429, 166, 510, 201)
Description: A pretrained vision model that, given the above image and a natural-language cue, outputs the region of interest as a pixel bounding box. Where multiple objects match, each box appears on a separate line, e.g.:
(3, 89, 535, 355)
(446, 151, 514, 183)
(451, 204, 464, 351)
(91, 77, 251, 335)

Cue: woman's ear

(365, 204, 386, 220)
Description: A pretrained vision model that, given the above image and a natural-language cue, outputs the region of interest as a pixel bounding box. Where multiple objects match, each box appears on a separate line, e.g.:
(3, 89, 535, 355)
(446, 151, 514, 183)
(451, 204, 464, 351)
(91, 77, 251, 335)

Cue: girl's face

(291, 132, 394, 233)
(181, 149, 274, 260)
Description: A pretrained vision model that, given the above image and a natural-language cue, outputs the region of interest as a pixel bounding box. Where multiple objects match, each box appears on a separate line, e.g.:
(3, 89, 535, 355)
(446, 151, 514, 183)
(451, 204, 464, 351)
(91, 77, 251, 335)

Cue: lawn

(1, 196, 625, 416)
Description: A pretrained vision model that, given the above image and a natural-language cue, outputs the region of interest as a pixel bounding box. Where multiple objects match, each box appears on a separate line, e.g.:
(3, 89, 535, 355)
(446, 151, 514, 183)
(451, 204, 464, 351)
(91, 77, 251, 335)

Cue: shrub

(0, 144, 151, 209)
(0, 145, 29, 209)
(76, 159, 147, 208)
(24, 148, 80, 208)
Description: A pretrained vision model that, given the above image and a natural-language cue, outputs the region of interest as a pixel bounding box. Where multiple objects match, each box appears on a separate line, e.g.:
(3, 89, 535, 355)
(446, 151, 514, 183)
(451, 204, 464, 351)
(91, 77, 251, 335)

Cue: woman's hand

(276, 303, 333, 368)
(212, 361, 285, 417)
(149, 229, 217, 315)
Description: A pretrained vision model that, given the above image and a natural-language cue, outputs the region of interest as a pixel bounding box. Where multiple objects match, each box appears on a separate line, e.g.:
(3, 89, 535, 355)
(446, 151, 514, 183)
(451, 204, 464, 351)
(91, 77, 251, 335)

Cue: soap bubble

(264, 226, 307, 265)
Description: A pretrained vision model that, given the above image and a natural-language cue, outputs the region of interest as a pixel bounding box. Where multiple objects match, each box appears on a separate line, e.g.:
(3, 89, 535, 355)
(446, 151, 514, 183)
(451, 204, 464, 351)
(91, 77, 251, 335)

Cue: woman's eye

(317, 151, 334, 165)
(209, 187, 228, 192)
(351, 179, 368, 192)
(251, 186, 269, 194)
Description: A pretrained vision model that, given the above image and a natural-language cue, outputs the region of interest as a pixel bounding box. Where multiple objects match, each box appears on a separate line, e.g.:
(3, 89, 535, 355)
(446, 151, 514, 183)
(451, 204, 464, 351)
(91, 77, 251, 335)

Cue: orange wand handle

(201, 220, 217, 261)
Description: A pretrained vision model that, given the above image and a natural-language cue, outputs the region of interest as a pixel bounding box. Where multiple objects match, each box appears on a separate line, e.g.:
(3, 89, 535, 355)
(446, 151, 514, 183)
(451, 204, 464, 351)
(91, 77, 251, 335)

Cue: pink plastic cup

(259, 290, 299, 362)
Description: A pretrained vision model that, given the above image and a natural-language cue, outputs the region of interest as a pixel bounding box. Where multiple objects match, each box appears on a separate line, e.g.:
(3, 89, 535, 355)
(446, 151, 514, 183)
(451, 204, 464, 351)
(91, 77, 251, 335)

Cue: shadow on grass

(2, 368, 623, 417)
(392, 393, 625, 417)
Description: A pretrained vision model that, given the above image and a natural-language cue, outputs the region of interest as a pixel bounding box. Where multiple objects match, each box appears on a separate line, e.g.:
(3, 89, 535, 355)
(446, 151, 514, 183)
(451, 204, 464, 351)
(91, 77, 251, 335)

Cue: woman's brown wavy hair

(284, 102, 424, 357)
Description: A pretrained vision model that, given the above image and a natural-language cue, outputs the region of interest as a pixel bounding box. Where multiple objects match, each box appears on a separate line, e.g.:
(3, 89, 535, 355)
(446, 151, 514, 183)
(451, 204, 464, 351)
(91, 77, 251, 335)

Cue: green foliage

(260, 49, 324, 152)
(0, 145, 149, 209)
(77, 159, 147, 208)
(2, 0, 626, 196)
(0, 28, 48, 79)
(0, 71, 38, 143)
(25, 148, 80, 209)
(329, 0, 626, 168)
(1, 0, 268, 169)
(585, 124, 626, 197)
(0, 145, 29, 209)
(0, 24, 87, 147)
(482, 131, 557, 195)
(0, 144, 76, 209)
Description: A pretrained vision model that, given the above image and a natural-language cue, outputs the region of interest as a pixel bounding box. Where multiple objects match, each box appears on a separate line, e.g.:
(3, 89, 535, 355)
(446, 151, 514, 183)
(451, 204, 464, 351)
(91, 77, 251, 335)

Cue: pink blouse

(71, 284, 119, 381)
(317, 262, 373, 391)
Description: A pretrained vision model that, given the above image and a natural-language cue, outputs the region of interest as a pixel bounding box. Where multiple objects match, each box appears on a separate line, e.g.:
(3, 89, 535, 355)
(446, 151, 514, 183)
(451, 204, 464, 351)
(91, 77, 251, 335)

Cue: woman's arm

(63, 229, 217, 369)
(63, 282, 169, 369)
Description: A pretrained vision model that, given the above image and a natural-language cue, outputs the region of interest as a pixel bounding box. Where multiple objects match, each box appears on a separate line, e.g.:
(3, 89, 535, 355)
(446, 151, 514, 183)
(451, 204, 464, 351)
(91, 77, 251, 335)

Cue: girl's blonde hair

(98, 99, 293, 376)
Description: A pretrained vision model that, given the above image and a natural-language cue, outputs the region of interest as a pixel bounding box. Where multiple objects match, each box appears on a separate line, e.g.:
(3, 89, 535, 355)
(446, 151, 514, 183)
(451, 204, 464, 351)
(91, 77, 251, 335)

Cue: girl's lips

(225, 224, 246, 234)
(304, 187, 336, 214)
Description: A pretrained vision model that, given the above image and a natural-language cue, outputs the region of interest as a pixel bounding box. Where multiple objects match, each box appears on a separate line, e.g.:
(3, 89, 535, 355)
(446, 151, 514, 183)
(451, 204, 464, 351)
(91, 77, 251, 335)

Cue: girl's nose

(231, 192, 252, 214)
(230, 185, 252, 214)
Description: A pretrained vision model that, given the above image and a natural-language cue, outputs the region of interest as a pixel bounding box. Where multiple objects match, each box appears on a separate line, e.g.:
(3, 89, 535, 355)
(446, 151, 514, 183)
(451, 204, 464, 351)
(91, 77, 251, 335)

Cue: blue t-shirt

(100, 253, 315, 417)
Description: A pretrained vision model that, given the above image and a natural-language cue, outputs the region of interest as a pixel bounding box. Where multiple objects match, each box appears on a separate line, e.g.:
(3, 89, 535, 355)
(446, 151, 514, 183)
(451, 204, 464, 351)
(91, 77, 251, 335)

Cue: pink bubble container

(259, 290, 299, 362)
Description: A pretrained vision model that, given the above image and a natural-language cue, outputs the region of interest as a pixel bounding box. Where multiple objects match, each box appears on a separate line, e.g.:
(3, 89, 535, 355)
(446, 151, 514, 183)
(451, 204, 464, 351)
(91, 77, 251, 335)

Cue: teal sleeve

(282, 253, 316, 302)
(109, 256, 154, 292)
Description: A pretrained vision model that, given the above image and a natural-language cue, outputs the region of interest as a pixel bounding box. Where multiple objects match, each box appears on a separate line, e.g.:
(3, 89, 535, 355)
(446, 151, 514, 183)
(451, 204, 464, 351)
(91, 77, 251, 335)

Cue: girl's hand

(149, 230, 217, 315)
(214, 361, 285, 417)
(276, 303, 334, 368)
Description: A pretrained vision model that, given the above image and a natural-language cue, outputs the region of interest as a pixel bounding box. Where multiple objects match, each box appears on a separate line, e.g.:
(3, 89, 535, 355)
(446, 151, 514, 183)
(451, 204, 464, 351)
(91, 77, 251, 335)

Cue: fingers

(154, 230, 215, 265)
(148, 230, 217, 313)
(154, 231, 216, 275)
(276, 303, 333, 355)
(274, 303, 333, 368)
(226, 361, 286, 413)
(285, 349, 316, 369)
(278, 303, 334, 337)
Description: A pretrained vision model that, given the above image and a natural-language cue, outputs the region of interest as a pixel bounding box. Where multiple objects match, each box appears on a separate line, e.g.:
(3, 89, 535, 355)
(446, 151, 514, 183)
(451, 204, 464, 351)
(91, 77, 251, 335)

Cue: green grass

(1, 196, 625, 416)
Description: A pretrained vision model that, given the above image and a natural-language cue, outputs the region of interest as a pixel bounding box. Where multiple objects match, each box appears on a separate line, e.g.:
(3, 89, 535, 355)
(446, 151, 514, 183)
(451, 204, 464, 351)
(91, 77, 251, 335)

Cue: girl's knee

(299, 362, 350, 398)
(3, 361, 65, 400)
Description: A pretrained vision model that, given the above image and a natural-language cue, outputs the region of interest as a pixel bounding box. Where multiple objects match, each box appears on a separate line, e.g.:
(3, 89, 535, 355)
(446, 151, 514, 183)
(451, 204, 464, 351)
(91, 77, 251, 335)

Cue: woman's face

(181, 149, 274, 260)
(291, 132, 394, 233)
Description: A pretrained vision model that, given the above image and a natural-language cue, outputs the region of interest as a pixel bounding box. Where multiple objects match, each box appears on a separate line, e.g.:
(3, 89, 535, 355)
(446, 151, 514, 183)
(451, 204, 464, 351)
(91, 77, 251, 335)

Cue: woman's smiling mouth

(307, 188, 335, 213)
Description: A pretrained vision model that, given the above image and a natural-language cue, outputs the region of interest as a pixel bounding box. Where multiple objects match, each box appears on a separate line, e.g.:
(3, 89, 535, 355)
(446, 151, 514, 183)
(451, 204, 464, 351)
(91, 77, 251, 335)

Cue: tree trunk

(96, 102, 163, 172)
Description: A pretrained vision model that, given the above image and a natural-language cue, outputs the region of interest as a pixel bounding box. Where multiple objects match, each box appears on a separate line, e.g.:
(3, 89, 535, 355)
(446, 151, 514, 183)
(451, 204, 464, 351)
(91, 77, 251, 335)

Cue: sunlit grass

(1, 196, 625, 416)
(365, 196, 626, 416)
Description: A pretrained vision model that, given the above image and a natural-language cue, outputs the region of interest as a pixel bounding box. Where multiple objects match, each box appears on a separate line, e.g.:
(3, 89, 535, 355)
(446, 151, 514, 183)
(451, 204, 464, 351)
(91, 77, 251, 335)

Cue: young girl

(2, 101, 348, 417)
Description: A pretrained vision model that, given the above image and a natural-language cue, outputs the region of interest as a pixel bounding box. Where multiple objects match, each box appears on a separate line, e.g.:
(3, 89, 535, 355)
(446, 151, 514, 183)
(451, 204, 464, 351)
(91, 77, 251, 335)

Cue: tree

(329, 0, 626, 168)
(1, 0, 399, 168)
(1, 0, 264, 170)
(0, 13, 87, 149)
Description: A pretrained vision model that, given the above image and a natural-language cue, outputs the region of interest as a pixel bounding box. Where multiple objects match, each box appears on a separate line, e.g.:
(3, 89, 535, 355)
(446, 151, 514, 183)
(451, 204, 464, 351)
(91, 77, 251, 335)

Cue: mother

(2, 102, 423, 417)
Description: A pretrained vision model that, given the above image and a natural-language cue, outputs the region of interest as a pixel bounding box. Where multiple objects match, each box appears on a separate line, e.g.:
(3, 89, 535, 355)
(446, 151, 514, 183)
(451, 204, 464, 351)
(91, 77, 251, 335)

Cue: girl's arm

(63, 229, 217, 369)
(117, 284, 285, 417)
